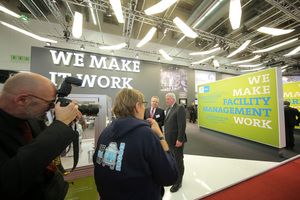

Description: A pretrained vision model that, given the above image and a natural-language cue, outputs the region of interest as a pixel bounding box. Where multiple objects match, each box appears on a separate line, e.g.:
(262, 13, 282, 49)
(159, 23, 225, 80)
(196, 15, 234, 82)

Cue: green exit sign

(11, 55, 30, 62)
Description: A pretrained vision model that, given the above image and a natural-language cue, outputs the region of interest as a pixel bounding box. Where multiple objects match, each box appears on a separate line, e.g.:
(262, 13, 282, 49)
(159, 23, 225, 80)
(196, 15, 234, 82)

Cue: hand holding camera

(55, 100, 81, 126)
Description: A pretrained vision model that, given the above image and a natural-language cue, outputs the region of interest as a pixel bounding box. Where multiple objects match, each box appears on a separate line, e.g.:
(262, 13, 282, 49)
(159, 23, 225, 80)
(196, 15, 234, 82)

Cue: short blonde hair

(112, 88, 144, 118)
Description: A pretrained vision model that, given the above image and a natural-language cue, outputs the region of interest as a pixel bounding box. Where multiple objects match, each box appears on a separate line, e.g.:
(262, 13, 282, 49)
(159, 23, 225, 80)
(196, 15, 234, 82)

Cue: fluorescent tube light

(240, 67, 266, 72)
(213, 59, 220, 67)
(0, 20, 57, 43)
(191, 56, 215, 64)
(238, 63, 263, 68)
(0, 5, 21, 18)
(99, 43, 127, 50)
(87, 0, 97, 25)
(281, 69, 286, 73)
(284, 46, 300, 57)
(109, 0, 124, 23)
(227, 40, 251, 58)
(173, 17, 197, 38)
(229, 0, 241, 30)
(231, 55, 261, 64)
(281, 65, 288, 69)
(72, 11, 83, 39)
(177, 35, 185, 44)
(159, 49, 173, 60)
(253, 38, 298, 53)
(189, 47, 221, 55)
(257, 27, 295, 36)
(136, 27, 157, 47)
(145, 0, 178, 15)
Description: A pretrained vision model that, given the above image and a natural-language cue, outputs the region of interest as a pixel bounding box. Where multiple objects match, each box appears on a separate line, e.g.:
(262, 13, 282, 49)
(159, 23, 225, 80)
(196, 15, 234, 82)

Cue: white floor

(61, 138, 281, 200)
(162, 154, 279, 200)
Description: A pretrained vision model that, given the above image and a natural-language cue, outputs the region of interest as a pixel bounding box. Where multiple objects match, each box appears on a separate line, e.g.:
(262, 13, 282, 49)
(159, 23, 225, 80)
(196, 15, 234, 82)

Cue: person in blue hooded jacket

(93, 88, 178, 200)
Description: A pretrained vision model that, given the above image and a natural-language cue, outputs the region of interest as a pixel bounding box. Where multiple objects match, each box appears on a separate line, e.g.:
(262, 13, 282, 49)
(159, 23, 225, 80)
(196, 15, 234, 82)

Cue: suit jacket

(0, 109, 78, 200)
(144, 107, 165, 131)
(164, 103, 187, 146)
(284, 106, 300, 128)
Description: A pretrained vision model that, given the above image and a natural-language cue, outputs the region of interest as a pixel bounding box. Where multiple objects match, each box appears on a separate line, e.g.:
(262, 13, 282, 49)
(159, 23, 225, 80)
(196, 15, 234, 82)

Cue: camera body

(56, 77, 99, 116)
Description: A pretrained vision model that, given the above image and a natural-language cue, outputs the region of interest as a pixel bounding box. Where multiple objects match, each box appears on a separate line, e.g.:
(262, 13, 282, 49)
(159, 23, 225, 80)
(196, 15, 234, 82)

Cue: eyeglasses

(142, 101, 148, 107)
(27, 94, 56, 107)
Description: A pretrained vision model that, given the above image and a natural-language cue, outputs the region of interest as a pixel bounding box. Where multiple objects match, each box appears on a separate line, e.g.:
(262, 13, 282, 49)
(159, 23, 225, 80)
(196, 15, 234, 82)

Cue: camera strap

(54, 131, 79, 176)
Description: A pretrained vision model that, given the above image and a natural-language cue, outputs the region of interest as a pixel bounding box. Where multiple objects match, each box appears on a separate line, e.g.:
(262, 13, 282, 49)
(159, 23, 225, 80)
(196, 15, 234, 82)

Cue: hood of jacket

(110, 117, 151, 140)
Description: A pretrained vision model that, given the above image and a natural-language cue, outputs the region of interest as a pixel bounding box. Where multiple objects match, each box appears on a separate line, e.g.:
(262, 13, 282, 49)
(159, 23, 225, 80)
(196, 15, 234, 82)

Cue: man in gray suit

(164, 93, 187, 192)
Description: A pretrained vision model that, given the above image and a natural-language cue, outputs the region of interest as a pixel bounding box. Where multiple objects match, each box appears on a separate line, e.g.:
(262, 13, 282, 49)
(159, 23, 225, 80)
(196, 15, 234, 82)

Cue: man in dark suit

(144, 96, 165, 132)
(164, 93, 187, 193)
(0, 72, 81, 200)
(284, 101, 300, 149)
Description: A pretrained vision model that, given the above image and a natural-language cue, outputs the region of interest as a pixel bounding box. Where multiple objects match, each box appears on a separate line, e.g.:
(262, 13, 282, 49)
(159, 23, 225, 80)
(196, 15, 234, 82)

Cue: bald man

(0, 72, 81, 200)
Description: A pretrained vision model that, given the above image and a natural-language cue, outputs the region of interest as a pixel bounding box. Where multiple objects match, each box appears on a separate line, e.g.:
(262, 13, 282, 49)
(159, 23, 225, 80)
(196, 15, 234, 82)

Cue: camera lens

(78, 104, 99, 116)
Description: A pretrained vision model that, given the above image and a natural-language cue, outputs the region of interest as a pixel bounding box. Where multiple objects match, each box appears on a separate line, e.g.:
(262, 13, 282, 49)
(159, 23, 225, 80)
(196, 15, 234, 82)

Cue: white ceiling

(0, 0, 299, 75)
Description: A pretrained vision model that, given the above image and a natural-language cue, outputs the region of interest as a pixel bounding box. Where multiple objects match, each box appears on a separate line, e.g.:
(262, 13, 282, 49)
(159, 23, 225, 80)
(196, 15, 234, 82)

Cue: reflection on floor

(162, 155, 278, 200)
(60, 124, 288, 200)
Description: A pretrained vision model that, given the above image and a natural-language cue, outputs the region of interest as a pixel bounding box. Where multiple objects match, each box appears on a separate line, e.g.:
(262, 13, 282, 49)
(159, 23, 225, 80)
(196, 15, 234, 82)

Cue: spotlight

(135, 53, 139, 58)
(63, 30, 70, 42)
(111, 50, 114, 55)
(195, 37, 203, 47)
(46, 42, 51, 46)
(158, 57, 161, 62)
(106, 7, 112, 17)
(223, 44, 230, 51)
(80, 45, 85, 50)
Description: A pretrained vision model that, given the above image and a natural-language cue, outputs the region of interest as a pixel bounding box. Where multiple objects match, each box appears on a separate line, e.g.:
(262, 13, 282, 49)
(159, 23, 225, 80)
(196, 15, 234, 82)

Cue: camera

(56, 77, 99, 116)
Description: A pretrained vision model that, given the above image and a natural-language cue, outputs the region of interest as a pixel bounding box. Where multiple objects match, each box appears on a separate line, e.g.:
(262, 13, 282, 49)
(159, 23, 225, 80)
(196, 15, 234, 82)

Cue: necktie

(18, 121, 33, 143)
(166, 107, 172, 119)
(151, 107, 154, 118)
(18, 121, 57, 176)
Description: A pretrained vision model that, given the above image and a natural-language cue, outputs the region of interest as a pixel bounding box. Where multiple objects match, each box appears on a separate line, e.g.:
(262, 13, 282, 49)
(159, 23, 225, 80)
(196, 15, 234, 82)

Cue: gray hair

(165, 93, 176, 101)
(151, 96, 159, 102)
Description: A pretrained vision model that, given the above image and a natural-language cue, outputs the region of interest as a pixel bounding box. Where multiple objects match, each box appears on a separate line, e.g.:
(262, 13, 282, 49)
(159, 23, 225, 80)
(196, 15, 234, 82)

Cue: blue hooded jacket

(93, 117, 178, 200)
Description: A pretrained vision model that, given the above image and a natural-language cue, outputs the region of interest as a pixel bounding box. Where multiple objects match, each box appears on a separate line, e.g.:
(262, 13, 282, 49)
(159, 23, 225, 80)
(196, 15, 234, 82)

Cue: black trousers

(285, 125, 295, 148)
(169, 144, 184, 184)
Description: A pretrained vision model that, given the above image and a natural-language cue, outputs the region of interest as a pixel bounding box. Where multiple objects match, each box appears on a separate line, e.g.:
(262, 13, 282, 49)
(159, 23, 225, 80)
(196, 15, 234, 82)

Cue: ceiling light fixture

(284, 46, 300, 57)
(257, 27, 295, 36)
(281, 69, 286, 73)
(136, 27, 157, 47)
(145, 0, 178, 15)
(46, 42, 51, 46)
(189, 47, 220, 55)
(192, 0, 223, 28)
(238, 63, 263, 68)
(80, 45, 85, 50)
(281, 65, 288, 69)
(158, 57, 161, 62)
(191, 56, 215, 64)
(229, 0, 242, 30)
(231, 55, 261, 64)
(227, 40, 251, 58)
(0, 20, 57, 43)
(253, 38, 298, 53)
(99, 43, 127, 50)
(159, 49, 173, 60)
(109, 0, 124, 23)
(135, 53, 139, 58)
(111, 50, 114, 55)
(72, 11, 83, 39)
(87, 0, 97, 25)
(177, 35, 185, 44)
(213, 59, 220, 67)
(0, 5, 21, 18)
(173, 17, 197, 38)
(106, 7, 112, 17)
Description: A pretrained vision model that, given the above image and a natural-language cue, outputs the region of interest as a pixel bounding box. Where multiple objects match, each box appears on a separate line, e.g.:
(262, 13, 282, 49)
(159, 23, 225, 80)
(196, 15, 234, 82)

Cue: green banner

(283, 81, 300, 129)
(64, 176, 98, 200)
(198, 68, 285, 147)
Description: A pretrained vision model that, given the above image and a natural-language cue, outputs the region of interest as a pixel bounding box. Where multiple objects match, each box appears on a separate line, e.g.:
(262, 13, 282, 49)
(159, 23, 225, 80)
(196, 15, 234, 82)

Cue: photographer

(0, 72, 81, 200)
